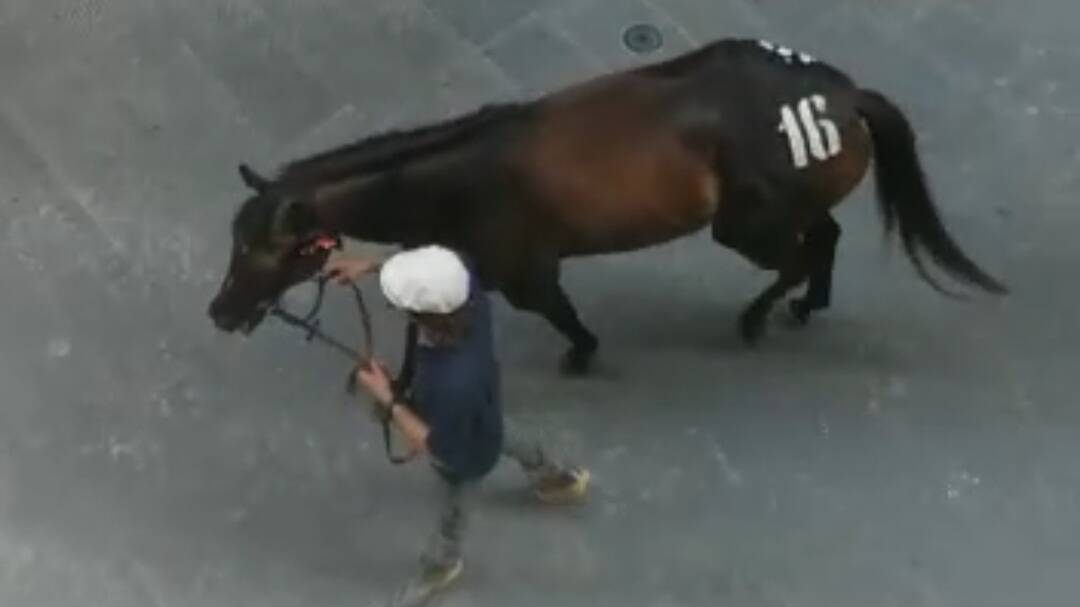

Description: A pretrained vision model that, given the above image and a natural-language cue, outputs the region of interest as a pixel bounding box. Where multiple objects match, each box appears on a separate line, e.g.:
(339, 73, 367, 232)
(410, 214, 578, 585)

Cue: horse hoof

(788, 299, 811, 326)
(738, 310, 767, 346)
(559, 349, 593, 376)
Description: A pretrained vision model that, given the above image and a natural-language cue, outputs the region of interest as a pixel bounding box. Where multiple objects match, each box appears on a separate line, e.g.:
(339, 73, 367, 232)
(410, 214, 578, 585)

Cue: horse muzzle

(208, 296, 269, 335)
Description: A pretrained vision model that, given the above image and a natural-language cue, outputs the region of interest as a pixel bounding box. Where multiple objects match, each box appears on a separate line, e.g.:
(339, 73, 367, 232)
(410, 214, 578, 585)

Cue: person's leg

(502, 420, 590, 504)
(420, 478, 468, 571)
(392, 478, 469, 606)
(502, 423, 559, 477)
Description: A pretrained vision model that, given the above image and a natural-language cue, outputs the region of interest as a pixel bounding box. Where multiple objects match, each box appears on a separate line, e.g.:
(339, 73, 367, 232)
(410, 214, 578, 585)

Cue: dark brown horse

(208, 38, 1006, 374)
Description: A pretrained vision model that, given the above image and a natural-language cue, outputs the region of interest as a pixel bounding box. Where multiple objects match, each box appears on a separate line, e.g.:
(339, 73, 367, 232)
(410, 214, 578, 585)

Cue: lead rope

(269, 276, 411, 465)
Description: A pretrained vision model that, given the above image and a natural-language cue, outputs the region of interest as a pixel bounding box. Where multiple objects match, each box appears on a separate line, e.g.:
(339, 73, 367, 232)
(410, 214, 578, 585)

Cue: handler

(325, 245, 590, 604)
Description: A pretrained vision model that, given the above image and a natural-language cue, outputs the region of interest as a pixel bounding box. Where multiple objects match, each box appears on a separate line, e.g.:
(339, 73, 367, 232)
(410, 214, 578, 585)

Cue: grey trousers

(420, 424, 563, 569)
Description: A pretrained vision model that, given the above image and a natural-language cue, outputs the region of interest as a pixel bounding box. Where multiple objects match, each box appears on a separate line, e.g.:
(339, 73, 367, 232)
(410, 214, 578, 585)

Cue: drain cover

(622, 23, 663, 54)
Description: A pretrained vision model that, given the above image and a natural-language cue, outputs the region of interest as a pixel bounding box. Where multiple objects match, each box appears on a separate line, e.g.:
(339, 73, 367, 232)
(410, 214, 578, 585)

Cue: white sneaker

(388, 558, 464, 607)
(533, 467, 591, 505)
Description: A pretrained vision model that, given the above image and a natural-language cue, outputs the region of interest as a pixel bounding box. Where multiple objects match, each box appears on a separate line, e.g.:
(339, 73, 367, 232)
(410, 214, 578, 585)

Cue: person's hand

(323, 256, 381, 285)
(355, 358, 394, 407)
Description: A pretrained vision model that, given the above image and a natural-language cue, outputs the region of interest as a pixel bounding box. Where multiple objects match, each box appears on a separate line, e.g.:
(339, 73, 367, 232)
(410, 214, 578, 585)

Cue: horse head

(208, 164, 340, 334)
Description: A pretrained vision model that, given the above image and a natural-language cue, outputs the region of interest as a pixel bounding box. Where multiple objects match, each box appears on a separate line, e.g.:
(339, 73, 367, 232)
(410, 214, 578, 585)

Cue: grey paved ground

(2, 1, 1079, 606)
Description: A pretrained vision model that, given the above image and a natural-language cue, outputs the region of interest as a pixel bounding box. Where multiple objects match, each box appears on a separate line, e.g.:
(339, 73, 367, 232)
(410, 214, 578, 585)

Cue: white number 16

(778, 94, 842, 169)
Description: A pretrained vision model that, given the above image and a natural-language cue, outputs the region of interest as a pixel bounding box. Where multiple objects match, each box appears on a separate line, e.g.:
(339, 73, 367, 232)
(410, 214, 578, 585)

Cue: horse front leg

(501, 266, 598, 376)
(538, 283, 599, 375)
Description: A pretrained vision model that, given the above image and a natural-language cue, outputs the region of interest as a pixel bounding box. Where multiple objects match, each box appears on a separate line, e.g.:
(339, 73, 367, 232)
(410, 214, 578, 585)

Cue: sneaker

(533, 467, 591, 505)
(388, 559, 464, 607)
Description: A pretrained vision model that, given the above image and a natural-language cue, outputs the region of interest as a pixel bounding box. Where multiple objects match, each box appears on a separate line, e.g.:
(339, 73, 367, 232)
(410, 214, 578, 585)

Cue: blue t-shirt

(408, 272, 503, 484)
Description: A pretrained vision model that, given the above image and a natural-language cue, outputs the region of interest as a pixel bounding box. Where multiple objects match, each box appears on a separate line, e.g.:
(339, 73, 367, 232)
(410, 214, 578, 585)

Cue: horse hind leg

(737, 236, 812, 344)
(717, 221, 816, 345)
(711, 187, 811, 343)
(789, 214, 842, 325)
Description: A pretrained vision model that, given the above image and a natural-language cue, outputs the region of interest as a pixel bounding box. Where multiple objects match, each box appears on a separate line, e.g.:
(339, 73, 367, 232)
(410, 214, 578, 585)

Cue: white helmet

(379, 245, 470, 314)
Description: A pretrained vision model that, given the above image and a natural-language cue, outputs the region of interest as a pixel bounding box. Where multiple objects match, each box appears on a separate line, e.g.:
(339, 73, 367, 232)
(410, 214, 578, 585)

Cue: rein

(268, 268, 411, 465)
(269, 277, 369, 360)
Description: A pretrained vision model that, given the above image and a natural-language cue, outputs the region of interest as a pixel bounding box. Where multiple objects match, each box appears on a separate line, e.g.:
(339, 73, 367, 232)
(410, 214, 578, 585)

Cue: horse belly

(524, 138, 720, 256)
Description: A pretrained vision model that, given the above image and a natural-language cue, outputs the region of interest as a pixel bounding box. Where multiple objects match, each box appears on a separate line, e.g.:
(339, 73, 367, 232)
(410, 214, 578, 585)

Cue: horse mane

(276, 102, 526, 188)
(635, 41, 726, 79)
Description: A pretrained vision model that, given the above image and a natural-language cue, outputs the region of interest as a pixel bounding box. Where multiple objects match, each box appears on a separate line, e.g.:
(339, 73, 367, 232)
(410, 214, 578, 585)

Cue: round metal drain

(622, 23, 663, 54)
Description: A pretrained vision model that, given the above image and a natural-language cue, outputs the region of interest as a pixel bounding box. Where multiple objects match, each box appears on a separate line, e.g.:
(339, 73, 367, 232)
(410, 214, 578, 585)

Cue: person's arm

(323, 254, 386, 285)
(379, 399, 430, 456)
(355, 360, 429, 456)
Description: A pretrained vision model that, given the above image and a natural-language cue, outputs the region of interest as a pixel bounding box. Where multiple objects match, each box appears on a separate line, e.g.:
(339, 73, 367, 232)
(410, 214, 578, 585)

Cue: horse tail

(855, 88, 1007, 296)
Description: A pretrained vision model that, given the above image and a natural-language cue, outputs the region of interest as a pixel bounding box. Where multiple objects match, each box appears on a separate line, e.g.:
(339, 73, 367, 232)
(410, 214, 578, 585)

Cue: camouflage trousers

(420, 424, 563, 569)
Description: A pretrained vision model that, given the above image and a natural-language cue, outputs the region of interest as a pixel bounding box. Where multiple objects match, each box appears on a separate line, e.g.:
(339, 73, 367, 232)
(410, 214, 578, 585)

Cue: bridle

(267, 235, 411, 464)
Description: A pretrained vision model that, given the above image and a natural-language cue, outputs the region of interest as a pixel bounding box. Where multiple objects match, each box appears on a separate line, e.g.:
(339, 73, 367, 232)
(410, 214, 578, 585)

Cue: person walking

(326, 245, 591, 605)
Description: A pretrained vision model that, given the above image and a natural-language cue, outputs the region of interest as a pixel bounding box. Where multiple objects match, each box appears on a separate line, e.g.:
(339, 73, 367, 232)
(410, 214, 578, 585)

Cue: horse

(207, 38, 1006, 375)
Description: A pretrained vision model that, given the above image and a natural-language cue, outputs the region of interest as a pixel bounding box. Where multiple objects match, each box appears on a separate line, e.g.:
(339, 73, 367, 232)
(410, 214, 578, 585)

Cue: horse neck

(310, 168, 448, 246)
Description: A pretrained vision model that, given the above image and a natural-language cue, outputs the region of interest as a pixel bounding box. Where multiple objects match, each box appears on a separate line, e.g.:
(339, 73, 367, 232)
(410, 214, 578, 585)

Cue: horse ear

(238, 164, 270, 193)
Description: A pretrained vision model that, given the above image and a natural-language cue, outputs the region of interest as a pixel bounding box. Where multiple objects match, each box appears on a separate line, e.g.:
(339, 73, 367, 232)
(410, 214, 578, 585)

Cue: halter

(298, 234, 342, 257)
(268, 236, 411, 464)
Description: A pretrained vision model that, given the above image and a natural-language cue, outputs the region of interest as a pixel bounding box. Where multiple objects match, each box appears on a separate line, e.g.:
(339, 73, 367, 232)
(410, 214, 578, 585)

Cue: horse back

(508, 72, 723, 255)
